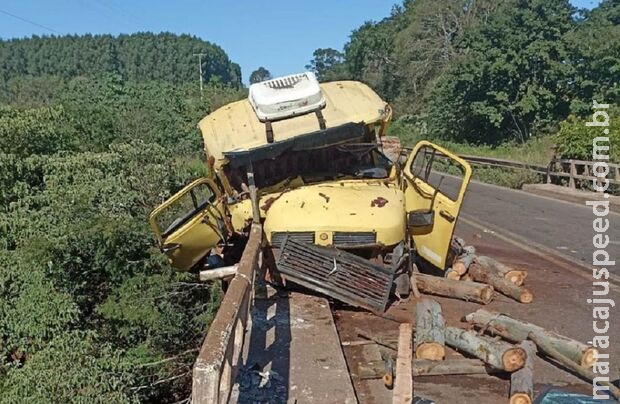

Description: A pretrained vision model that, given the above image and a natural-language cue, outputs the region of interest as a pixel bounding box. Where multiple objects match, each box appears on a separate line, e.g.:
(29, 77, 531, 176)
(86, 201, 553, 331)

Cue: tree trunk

(510, 341, 536, 404)
(476, 256, 527, 286)
(414, 273, 494, 305)
(414, 358, 498, 377)
(356, 359, 499, 380)
(528, 332, 620, 401)
(453, 248, 476, 276)
(445, 327, 526, 372)
(198, 264, 238, 281)
(468, 262, 533, 303)
(465, 309, 597, 368)
(444, 268, 461, 280)
(415, 298, 446, 361)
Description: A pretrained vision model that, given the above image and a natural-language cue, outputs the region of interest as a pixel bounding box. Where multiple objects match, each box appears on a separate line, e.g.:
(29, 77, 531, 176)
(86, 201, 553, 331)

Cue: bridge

(190, 175, 620, 404)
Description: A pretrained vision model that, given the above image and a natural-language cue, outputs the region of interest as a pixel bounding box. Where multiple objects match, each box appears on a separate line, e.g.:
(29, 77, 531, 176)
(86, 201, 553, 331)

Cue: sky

(0, 0, 603, 84)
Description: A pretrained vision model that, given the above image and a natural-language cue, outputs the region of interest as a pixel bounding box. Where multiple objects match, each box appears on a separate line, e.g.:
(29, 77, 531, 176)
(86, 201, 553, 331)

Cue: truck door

(149, 178, 227, 271)
(402, 141, 472, 270)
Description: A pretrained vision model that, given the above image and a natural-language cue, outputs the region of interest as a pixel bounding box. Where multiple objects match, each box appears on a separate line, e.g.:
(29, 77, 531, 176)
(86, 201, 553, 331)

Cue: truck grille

(333, 232, 377, 247)
(271, 231, 314, 247)
(276, 237, 395, 312)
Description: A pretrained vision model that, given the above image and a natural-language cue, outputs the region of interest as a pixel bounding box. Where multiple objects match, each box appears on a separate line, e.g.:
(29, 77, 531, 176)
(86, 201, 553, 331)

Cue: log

(528, 332, 620, 401)
(414, 298, 446, 361)
(198, 264, 238, 281)
(393, 323, 413, 404)
(445, 327, 526, 372)
(356, 358, 499, 380)
(444, 267, 461, 280)
(414, 273, 494, 305)
(414, 358, 499, 377)
(465, 309, 598, 368)
(510, 341, 536, 404)
(453, 248, 476, 276)
(342, 339, 398, 348)
(476, 256, 527, 286)
(468, 262, 533, 303)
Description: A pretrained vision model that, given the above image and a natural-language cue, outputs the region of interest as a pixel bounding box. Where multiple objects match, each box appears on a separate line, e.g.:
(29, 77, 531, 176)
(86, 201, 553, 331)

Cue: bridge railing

(192, 224, 262, 404)
(401, 147, 620, 193)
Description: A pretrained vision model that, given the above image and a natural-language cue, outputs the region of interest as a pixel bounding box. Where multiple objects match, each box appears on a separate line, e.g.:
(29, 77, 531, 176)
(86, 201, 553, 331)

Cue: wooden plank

(393, 323, 413, 404)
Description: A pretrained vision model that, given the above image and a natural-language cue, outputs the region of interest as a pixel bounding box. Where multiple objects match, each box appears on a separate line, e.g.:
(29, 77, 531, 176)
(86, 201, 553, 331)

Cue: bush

(554, 109, 619, 163)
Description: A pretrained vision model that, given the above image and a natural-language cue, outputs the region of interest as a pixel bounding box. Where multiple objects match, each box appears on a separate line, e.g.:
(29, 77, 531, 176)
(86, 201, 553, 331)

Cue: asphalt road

(442, 176, 620, 276)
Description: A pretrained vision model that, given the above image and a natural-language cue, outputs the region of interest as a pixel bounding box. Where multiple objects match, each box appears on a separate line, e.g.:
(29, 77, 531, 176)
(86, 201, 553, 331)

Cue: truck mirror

(407, 210, 434, 234)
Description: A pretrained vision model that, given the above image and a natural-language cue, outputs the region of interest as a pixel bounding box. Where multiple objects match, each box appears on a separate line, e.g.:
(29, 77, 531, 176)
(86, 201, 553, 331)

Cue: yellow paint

(149, 79, 472, 273)
(402, 141, 472, 270)
(199, 81, 390, 165)
(149, 178, 226, 271)
(261, 180, 405, 247)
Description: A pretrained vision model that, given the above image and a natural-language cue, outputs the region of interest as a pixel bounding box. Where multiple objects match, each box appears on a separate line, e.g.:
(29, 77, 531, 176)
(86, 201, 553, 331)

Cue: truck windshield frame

(224, 142, 393, 193)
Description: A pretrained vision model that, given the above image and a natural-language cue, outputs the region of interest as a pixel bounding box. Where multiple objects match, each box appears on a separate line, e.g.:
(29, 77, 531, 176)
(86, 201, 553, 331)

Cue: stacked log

(476, 256, 527, 286)
(468, 262, 533, 303)
(465, 309, 597, 368)
(414, 298, 446, 361)
(445, 327, 526, 372)
(453, 246, 476, 276)
(414, 274, 494, 304)
(509, 341, 536, 404)
(528, 332, 620, 401)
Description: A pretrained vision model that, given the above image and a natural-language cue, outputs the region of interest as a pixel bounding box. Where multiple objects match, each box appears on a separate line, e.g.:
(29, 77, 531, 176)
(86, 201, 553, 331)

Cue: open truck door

(149, 178, 227, 271)
(402, 141, 472, 270)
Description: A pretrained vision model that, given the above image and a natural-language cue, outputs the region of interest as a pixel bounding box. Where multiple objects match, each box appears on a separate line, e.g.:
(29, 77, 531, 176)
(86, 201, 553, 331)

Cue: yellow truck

(149, 72, 471, 311)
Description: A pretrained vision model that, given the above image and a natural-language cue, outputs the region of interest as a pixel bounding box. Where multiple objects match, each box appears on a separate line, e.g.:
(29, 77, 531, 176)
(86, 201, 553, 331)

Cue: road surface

(442, 176, 620, 277)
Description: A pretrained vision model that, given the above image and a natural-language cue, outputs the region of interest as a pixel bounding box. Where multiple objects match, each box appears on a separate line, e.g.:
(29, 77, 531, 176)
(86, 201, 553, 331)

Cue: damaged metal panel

(271, 231, 315, 246)
(276, 237, 396, 312)
(333, 232, 376, 247)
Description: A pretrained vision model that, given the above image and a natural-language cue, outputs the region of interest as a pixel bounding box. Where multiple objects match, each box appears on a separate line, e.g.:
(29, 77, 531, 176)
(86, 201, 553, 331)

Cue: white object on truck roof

(248, 72, 326, 122)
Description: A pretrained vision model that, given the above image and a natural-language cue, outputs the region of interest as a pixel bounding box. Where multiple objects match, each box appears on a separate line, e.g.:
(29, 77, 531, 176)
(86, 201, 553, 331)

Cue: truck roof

(198, 80, 388, 163)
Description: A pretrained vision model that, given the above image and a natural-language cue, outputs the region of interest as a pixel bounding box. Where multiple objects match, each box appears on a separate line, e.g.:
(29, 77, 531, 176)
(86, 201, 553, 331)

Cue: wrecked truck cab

(149, 72, 472, 311)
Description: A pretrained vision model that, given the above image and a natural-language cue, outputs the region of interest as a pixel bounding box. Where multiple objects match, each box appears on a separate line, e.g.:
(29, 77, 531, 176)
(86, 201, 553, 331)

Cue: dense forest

(307, 0, 619, 161)
(0, 32, 242, 88)
(0, 33, 244, 403)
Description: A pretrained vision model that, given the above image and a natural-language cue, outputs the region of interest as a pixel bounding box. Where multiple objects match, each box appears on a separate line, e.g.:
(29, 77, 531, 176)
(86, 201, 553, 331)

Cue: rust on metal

(276, 237, 396, 312)
(370, 197, 388, 208)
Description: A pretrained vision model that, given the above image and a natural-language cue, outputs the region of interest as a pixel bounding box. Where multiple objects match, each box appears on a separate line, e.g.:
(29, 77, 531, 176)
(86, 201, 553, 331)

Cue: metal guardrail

(192, 224, 262, 404)
(401, 147, 620, 190)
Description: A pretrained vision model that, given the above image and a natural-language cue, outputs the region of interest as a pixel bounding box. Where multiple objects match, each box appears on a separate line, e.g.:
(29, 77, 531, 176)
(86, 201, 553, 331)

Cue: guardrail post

(568, 160, 576, 189)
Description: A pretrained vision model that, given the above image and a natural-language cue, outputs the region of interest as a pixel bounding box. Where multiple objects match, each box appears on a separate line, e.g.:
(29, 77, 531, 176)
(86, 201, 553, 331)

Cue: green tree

(249, 66, 272, 83)
(565, 0, 620, 114)
(426, 0, 576, 144)
(306, 48, 345, 81)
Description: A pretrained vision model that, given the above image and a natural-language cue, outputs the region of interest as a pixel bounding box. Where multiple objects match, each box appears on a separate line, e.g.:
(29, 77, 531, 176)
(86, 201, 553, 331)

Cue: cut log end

(519, 290, 534, 304)
(581, 347, 599, 368)
(507, 271, 526, 286)
(415, 342, 446, 361)
(503, 347, 527, 372)
(445, 269, 461, 280)
(509, 393, 532, 404)
(480, 286, 494, 304)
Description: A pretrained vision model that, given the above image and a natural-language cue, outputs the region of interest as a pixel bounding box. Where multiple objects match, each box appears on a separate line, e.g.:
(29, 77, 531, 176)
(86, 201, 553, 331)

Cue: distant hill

(0, 32, 242, 87)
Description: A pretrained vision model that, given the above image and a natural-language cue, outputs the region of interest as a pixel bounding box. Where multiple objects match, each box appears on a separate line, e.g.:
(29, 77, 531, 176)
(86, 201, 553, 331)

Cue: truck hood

(261, 181, 406, 247)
